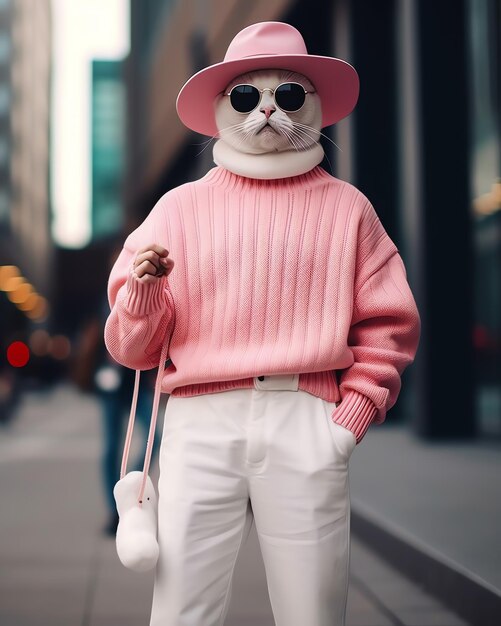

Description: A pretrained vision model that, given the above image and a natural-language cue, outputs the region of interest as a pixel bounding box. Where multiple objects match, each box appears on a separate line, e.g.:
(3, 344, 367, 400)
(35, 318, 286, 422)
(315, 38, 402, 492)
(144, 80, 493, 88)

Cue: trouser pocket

(322, 400, 357, 463)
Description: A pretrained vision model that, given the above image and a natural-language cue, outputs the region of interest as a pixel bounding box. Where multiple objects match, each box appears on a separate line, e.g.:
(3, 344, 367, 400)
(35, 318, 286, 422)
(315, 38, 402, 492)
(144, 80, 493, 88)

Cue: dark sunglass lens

(275, 83, 306, 111)
(230, 85, 260, 113)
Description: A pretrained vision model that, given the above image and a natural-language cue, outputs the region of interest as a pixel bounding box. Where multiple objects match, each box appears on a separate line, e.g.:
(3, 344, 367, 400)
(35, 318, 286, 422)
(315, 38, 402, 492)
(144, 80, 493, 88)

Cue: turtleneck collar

(202, 162, 334, 192)
(212, 139, 325, 181)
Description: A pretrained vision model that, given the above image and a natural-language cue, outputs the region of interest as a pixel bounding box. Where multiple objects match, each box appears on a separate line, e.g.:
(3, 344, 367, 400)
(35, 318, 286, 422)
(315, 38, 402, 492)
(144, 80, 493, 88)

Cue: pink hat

(176, 21, 360, 137)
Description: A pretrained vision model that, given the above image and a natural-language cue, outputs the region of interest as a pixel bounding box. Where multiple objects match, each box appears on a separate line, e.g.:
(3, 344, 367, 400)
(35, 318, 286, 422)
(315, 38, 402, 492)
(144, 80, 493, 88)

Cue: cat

(211, 68, 329, 180)
(214, 69, 322, 155)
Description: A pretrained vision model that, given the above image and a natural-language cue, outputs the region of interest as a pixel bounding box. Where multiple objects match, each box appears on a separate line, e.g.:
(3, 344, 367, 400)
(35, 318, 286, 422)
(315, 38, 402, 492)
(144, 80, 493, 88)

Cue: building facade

(0, 0, 52, 302)
(0, 0, 52, 414)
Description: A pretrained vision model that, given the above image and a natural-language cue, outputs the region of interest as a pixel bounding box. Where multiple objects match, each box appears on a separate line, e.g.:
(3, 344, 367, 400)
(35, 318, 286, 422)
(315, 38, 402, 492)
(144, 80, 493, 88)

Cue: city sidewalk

(0, 383, 470, 626)
(349, 418, 501, 625)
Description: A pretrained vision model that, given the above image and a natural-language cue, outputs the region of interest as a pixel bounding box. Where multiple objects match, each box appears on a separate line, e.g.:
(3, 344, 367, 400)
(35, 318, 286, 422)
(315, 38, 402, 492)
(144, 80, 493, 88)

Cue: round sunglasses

(223, 81, 316, 114)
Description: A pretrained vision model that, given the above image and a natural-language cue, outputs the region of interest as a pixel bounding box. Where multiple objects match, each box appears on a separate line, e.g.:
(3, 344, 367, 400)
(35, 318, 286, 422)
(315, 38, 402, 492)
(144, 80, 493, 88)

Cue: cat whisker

(280, 128, 300, 152)
(288, 126, 318, 151)
(282, 127, 309, 152)
(290, 125, 315, 141)
(249, 120, 269, 136)
(295, 129, 335, 175)
(293, 122, 343, 153)
(290, 126, 334, 174)
(292, 126, 328, 153)
(194, 135, 221, 157)
(291, 126, 314, 150)
(323, 150, 334, 175)
(292, 124, 324, 147)
(194, 122, 249, 157)
(191, 137, 216, 146)
(216, 121, 249, 134)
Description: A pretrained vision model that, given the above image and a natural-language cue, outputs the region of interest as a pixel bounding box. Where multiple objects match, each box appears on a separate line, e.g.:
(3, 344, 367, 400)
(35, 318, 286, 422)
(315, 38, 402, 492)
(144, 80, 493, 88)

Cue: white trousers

(149, 376, 357, 626)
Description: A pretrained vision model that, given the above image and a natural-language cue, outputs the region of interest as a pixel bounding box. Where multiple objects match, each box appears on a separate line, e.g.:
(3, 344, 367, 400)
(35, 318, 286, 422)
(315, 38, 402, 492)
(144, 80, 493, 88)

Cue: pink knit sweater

(104, 165, 420, 444)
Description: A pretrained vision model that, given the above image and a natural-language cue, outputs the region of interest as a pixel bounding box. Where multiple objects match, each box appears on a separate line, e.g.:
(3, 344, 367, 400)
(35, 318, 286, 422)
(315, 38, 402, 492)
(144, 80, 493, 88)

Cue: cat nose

(261, 106, 275, 119)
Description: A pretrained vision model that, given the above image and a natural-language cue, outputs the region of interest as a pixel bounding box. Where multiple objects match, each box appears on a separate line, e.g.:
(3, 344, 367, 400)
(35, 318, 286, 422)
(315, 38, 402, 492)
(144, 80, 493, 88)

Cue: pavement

(349, 421, 501, 590)
(0, 383, 476, 626)
(348, 416, 501, 626)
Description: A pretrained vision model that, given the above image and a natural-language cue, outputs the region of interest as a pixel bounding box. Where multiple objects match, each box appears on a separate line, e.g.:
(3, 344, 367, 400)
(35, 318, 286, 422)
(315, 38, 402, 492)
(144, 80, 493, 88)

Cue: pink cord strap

(138, 337, 169, 504)
(120, 369, 141, 480)
(119, 337, 170, 506)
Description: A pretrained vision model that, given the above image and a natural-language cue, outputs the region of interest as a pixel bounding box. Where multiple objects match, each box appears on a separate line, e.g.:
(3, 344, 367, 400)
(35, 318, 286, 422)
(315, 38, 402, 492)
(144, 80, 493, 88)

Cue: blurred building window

(0, 34, 10, 63)
(0, 136, 8, 164)
(0, 189, 9, 222)
(91, 60, 125, 240)
(0, 83, 10, 115)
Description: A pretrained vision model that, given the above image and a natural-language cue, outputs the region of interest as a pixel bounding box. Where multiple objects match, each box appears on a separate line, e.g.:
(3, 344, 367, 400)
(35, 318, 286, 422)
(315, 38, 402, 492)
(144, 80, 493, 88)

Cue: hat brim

(176, 54, 360, 137)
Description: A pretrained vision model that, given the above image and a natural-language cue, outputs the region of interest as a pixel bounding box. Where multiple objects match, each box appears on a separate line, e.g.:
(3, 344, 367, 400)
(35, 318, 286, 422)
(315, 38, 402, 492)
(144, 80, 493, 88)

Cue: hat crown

(177, 21, 359, 136)
(224, 22, 308, 62)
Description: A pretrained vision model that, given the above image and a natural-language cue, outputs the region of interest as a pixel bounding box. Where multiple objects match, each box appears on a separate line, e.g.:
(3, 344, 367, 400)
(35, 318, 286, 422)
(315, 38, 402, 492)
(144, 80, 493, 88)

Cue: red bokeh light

(7, 341, 30, 368)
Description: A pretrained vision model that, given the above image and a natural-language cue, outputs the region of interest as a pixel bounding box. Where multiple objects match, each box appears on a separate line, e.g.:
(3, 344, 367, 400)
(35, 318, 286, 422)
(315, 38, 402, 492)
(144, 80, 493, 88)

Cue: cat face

(214, 69, 322, 155)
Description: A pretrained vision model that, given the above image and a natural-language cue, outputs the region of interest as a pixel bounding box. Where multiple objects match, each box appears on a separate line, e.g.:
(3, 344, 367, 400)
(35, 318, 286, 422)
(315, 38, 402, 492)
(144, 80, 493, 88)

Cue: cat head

(214, 69, 322, 155)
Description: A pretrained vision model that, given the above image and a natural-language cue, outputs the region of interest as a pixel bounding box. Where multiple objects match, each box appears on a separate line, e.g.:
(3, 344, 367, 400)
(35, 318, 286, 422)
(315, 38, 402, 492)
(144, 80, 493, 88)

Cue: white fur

(213, 139, 324, 180)
(214, 69, 322, 155)
(113, 471, 159, 572)
(212, 69, 325, 179)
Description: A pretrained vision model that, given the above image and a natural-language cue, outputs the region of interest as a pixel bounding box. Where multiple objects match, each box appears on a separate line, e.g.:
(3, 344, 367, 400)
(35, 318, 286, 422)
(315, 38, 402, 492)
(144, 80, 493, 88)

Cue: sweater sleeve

(103, 195, 176, 371)
(332, 197, 421, 444)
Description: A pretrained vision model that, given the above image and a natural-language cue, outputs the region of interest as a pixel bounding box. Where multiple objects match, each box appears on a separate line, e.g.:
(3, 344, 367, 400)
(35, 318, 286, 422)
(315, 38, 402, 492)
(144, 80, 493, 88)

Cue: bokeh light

(7, 341, 30, 368)
(0, 265, 21, 288)
(49, 335, 72, 360)
(29, 329, 51, 357)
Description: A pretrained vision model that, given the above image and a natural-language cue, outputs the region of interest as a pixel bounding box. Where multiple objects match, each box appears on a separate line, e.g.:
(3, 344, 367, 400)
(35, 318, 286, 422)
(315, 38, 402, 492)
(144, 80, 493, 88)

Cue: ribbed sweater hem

(171, 370, 340, 401)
